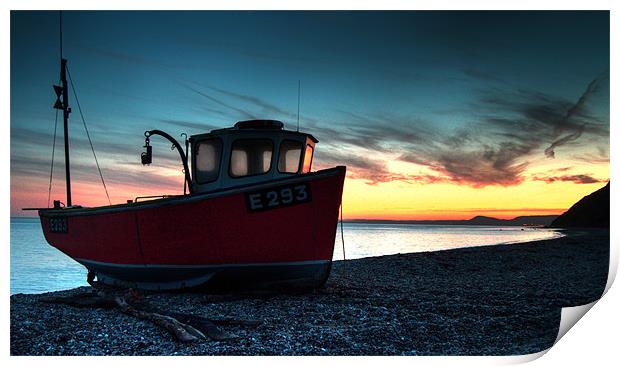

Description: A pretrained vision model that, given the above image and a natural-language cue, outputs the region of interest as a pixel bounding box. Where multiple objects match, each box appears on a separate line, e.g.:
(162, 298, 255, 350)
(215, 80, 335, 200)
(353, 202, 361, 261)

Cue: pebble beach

(10, 229, 609, 356)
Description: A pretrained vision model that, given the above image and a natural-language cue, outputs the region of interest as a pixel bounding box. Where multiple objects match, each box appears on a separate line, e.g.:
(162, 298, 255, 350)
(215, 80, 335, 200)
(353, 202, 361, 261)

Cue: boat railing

(133, 195, 178, 203)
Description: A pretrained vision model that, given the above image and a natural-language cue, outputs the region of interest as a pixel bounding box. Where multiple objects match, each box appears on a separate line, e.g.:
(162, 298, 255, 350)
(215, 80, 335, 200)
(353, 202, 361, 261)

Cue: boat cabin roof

(189, 119, 318, 143)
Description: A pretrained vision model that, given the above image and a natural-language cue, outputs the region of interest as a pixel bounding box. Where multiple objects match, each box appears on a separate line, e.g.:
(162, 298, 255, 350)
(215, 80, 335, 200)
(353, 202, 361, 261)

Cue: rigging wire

(66, 66, 112, 205)
(47, 109, 60, 208)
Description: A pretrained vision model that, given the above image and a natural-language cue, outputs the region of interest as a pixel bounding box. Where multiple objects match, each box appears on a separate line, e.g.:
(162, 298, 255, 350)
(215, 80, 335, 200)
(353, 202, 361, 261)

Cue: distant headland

(346, 215, 558, 227)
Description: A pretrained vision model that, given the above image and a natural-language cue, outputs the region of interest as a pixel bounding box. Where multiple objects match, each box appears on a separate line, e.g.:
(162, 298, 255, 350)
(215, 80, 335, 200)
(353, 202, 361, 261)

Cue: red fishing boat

(28, 49, 345, 291)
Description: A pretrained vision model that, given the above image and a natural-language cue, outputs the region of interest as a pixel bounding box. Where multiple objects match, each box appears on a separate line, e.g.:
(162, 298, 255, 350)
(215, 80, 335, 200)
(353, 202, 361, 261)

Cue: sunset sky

(10, 11, 609, 219)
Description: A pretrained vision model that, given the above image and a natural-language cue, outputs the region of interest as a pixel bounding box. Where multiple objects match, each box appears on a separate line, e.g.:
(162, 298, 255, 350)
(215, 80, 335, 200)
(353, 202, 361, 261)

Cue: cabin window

(278, 140, 302, 173)
(302, 145, 314, 173)
(195, 139, 222, 183)
(230, 139, 274, 177)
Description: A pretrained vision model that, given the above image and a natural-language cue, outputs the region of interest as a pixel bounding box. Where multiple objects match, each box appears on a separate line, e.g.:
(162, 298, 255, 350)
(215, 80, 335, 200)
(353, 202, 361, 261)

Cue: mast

(61, 58, 72, 207)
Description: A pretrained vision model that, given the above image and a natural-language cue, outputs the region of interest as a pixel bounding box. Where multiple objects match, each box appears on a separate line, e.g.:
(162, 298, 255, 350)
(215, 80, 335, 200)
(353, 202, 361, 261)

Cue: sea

(10, 217, 564, 294)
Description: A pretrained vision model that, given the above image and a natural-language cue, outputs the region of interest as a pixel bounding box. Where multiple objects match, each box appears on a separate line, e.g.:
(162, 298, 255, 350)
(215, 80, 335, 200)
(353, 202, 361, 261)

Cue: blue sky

(10, 11, 610, 216)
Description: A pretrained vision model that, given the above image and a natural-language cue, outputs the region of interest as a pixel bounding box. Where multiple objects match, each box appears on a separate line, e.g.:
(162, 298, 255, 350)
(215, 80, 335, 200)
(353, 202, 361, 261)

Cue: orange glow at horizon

(11, 174, 187, 216)
(12, 158, 609, 221)
(339, 173, 608, 221)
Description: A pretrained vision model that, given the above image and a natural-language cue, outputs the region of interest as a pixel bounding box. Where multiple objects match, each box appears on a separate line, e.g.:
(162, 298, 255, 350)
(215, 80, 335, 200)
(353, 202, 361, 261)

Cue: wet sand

(10, 229, 609, 355)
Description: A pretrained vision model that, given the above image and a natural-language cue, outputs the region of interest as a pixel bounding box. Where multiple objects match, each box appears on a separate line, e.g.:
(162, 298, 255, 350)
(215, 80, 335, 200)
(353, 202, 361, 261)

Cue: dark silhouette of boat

(26, 19, 346, 291)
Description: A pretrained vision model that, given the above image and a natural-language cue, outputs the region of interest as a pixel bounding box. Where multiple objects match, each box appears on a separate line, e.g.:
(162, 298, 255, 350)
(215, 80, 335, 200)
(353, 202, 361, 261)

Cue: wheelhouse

(189, 120, 318, 193)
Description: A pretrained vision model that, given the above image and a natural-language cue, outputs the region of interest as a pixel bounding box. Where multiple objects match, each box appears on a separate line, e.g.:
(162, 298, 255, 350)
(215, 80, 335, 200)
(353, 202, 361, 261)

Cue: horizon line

(10, 212, 563, 222)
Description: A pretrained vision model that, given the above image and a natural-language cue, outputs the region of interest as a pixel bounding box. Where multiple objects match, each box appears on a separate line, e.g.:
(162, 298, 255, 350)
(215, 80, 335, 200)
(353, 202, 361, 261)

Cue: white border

(4, 1, 617, 365)
(0, 0, 616, 11)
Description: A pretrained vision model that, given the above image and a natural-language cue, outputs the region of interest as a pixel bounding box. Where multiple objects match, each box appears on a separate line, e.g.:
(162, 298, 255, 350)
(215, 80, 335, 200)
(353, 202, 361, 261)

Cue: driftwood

(153, 311, 237, 340)
(114, 296, 206, 343)
(38, 289, 259, 343)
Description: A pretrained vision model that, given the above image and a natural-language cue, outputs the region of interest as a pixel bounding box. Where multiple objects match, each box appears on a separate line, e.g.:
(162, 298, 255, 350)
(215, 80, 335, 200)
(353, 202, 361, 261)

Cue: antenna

(297, 80, 300, 132)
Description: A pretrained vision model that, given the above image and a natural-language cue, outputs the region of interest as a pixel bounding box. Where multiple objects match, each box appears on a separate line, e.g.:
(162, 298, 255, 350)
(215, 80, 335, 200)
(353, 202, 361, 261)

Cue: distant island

(346, 215, 558, 227)
(551, 182, 610, 228)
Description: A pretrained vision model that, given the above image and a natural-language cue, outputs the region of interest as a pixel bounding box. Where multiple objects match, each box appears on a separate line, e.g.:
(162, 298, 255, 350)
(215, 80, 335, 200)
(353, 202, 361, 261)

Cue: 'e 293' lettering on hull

(245, 183, 312, 212)
(49, 217, 68, 233)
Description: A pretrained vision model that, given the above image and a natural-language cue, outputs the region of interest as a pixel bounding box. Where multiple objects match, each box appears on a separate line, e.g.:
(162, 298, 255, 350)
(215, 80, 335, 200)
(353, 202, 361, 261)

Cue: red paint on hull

(39, 167, 345, 287)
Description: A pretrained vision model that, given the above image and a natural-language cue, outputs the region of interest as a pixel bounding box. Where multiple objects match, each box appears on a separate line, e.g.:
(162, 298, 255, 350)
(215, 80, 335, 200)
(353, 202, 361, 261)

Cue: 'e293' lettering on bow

(245, 183, 312, 212)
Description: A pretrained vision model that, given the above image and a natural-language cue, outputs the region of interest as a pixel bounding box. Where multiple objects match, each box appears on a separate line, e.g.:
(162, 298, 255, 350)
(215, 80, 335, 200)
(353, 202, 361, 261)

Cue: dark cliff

(550, 182, 610, 228)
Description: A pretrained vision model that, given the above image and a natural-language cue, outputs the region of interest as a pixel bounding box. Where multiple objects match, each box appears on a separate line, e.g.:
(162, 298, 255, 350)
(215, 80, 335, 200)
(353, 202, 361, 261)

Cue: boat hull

(39, 166, 346, 291)
(77, 258, 332, 291)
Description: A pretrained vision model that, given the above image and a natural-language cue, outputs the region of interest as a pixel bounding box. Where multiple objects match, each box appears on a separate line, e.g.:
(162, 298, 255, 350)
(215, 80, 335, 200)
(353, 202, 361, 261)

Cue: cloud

(544, 125, 584, 158)
(207, 86, 297, 120)
(400, 142, 531, 188)
(173, 73, 608, 189)
(315, 149, 449, 186)
(480, 77, 608, 140)
(357, 115, 541, 188)
(312, 110, 432, 155)
(159, 119, 219, 133)
(543, 77, 604, 158)
(179, 81, 314, 129)
(511, 77, 606, 142)
(422, 76, 607, 186)
(532, 174, 603, 184)
(10, 125, 189, 204)
(548, 166, 573, 173)
(180, 83, 322, 132)
(363, 173, 451, 186)
(310, 113, 535, 187)
(180, 83, 257, 120)
(570, 152, 610, 164)
(308, 73, 608, 188)
(12, 68, 608, 196)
